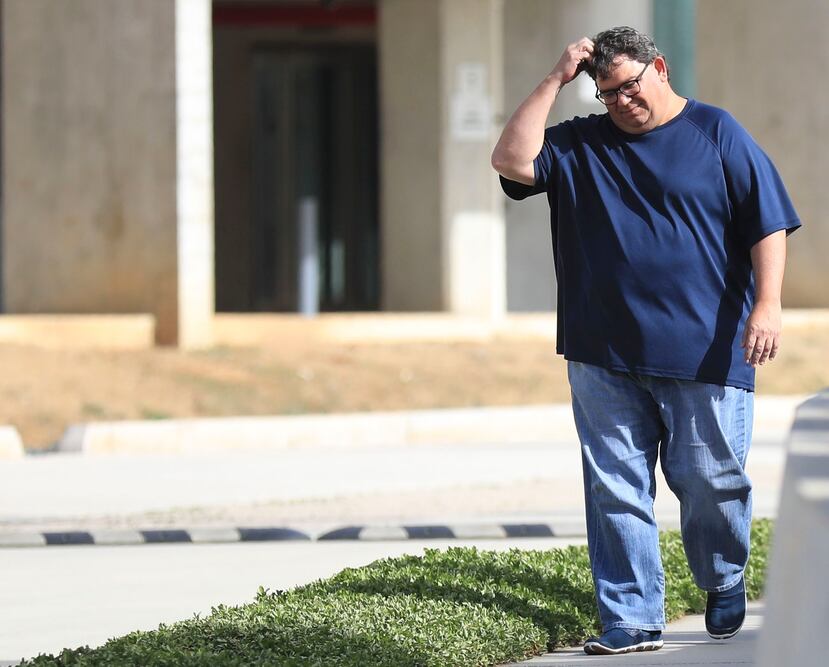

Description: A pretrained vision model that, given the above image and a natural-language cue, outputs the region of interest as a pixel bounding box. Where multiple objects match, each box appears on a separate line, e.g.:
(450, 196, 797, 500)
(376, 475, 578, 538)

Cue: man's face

(596, 57, 666, 134)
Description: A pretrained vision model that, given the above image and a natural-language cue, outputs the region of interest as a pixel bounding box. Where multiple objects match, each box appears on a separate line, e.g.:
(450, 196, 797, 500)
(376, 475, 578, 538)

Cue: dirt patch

(4, 326, 828, 449)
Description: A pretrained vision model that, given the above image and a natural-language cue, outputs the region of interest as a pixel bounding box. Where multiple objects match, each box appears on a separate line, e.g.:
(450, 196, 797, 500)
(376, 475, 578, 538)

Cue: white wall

(697, 0, 827, 307)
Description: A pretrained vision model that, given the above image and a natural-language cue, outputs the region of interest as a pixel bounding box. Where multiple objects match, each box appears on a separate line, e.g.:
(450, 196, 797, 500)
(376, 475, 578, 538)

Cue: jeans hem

(702, 573, 744, 593)
(604, 621, 665, 632)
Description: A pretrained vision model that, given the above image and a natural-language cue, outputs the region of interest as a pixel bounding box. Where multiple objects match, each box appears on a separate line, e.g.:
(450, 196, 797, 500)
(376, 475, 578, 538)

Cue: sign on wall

(450, 63, 492, 142)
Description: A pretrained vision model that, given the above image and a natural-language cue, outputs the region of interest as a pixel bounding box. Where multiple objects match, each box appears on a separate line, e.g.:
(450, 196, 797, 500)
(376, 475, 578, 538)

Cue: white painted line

(90, 530, 145, 546)
(450, 523, 507, 539)
(0, 533, 46, 547)
(188, 528, 241, 543)
(358, 526, 408, 541)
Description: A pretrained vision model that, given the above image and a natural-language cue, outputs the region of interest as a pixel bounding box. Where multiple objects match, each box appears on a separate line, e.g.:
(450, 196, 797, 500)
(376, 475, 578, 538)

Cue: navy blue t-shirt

(500, 99, 801, 390)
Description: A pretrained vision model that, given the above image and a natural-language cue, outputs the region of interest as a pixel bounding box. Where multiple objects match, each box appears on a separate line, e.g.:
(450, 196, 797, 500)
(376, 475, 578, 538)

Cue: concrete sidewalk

(518, 601, 762, 665)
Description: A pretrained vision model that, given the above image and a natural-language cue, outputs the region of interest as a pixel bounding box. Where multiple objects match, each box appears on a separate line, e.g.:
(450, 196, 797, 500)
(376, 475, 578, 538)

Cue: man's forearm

(742, 229, 787, 366)
(751, 229, 787, 305)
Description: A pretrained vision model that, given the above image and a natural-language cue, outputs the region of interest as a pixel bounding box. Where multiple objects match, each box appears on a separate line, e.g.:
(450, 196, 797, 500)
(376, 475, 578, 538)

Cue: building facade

(0, 0, 823, 346)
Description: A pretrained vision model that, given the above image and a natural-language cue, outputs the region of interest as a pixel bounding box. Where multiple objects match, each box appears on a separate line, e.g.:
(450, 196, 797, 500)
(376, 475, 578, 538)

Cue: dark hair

(585, 26, 666, 80)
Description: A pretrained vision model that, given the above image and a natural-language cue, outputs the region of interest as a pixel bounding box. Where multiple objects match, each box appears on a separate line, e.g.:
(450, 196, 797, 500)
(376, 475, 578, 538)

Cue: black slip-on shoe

(705, 576, 747, 640)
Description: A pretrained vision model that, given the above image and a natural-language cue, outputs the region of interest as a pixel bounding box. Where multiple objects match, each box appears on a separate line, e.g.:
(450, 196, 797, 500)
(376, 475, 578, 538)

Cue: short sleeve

(498, 126, 557, 201)
(719, 114, 801, 247)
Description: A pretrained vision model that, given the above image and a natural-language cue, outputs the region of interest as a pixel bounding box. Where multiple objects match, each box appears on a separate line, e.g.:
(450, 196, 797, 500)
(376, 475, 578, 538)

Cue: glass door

(252, 45, 379, 312)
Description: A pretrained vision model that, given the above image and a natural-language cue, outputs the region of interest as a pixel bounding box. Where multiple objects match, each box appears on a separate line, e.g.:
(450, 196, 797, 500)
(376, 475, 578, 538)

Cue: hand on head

(552, 38, 594, 87)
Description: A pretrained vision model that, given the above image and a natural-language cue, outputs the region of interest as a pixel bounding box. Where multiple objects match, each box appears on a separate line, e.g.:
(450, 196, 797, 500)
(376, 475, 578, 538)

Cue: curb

(0, 426, 25, 460)
(0, 522, 590, 548)
(1, 509, 776, 548)
(52, 395, 803, 455)
(56, 405, 579, 454)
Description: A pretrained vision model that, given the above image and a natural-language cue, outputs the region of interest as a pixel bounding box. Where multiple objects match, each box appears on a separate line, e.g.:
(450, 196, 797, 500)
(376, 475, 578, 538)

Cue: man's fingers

(750, 338, 765, 366)
(744, 325, 782, 365)
(570, 38, 594, 61)
(763, 335, 781, 363)
(747, 330, 766, 366)
(555, 38, 595, 84)
(757, 338, 774, 365)
(743, 304, 782, 366)
(743, 333, 757, 362)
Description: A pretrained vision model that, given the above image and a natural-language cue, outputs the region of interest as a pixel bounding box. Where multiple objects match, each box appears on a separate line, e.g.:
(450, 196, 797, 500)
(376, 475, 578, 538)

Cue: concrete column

(501, 0, 652, 312)
(379, 0, 442, 311)
(697, 0, 827, 307)
(379, 0, 505, 317)
(440, 0, 505, 317)
(1, 0, 214, 346)
(175, 0, 215, 347)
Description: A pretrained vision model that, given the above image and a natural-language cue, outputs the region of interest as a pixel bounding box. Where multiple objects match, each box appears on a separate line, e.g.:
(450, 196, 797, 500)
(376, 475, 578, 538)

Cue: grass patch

(22, 520, 772, 666)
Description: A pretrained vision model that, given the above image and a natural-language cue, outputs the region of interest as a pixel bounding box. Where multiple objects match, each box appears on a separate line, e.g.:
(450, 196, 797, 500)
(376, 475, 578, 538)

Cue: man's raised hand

(552, 38, 595, 87)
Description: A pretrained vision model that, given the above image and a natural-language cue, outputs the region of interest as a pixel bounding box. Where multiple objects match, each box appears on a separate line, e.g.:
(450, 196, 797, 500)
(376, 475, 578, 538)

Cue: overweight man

(491, 26, 800, 655)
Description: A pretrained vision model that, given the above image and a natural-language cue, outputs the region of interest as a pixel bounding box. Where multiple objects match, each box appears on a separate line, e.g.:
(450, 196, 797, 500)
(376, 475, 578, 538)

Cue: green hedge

(22, 519, 772, 666)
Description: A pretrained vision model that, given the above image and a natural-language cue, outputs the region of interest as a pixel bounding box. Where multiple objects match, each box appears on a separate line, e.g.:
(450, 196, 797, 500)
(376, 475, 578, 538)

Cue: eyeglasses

(595, 62, 650, 105)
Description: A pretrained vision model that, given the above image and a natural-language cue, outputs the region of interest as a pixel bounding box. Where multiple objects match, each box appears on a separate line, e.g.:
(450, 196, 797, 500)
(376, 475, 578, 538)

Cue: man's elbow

(491, 150, 519, 178)
(491, 152, 534, 186)
(490, 148, 509, 176)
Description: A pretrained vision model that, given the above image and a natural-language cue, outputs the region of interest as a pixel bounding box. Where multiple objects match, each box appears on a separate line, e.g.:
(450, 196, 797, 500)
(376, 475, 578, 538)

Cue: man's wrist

(544, 71, 566, 92)
(753, 297, 782, 309)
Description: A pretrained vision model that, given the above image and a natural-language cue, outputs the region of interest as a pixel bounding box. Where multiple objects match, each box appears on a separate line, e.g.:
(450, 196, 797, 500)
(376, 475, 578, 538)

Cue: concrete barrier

(54, 395, 803, 456)
(56, 404, 579, 455)
(54, 395, 802, 456)
(0, 426, 25, 459)
(757, 388, 829, 667)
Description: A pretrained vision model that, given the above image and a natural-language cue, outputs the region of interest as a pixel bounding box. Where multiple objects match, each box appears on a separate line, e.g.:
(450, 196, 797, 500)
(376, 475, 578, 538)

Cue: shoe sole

(706, 587, 747, 640)
(583, 640, 664, 655)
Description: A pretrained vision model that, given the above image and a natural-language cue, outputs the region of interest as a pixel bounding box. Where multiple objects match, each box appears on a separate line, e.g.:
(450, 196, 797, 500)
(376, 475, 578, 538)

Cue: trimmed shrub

(22, 519, 772, 666)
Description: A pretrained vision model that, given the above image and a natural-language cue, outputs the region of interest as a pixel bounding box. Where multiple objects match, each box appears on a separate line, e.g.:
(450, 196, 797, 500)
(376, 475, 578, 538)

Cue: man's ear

(653, 56, 670, 82)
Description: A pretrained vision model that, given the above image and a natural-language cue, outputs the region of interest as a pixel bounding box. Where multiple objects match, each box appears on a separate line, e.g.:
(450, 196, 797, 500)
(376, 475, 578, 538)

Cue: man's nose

(617, 93, 634, 108)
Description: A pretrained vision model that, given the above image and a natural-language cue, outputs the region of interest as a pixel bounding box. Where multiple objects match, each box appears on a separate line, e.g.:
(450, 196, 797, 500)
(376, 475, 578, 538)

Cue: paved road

(0, 436, 786, 529)
(0, 536, 587, 664)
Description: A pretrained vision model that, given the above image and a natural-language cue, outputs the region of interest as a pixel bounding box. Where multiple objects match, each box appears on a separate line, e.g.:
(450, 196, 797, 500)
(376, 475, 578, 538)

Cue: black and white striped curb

(0, 523, 588, 548)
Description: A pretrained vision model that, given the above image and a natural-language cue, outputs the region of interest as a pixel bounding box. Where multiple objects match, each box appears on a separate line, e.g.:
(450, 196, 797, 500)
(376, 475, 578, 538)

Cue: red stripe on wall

(213, 3, 377, 27)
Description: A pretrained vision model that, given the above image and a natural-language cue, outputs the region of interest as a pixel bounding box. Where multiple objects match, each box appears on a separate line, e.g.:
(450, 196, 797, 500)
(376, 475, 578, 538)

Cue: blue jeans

(567, 361, 753, 632)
